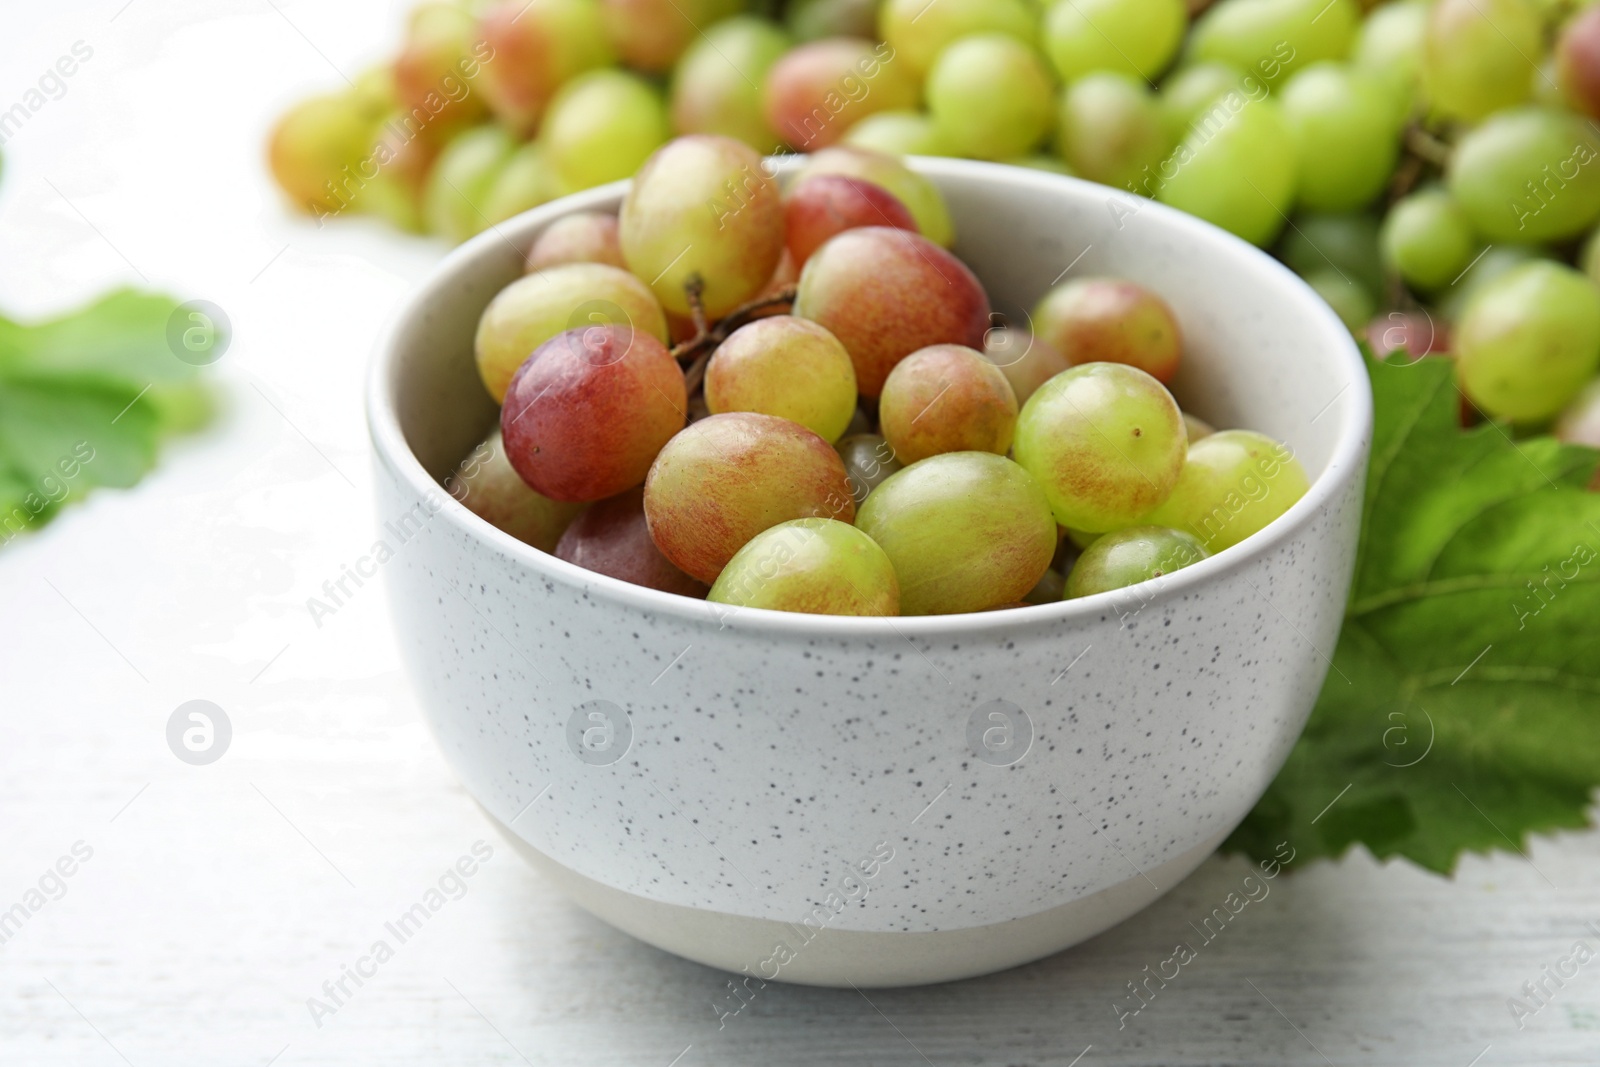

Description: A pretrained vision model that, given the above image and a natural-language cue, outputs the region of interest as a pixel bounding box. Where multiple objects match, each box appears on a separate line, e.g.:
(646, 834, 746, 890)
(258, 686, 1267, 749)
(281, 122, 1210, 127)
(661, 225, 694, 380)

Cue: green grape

(792, 146, 955, 246)
(837, 433, 904, 503)
(855, 452, 1057, 614)
(708, 518, 900, 615)
(1440, 245, 1549, 323)
(786, 0, 881, 41)
(1057, 72, 1171, 191)
(422, 125, 518, 240)
(878, 345, 1018, 463)
(705, 316, 859, 442)
(842, 111, 952, 155)
(1420, 0, 1539, 122)
(1064, 525, 1101, 550)
(1182, 412, 1215, 441)
(878, 0, 1037, 78)
(669, 16, 791, 151)
(620, 135, 785, 319)
(447, 429, 585, 552)
(1454, 262, 1600, 423)
(1303, 269, 1374, 331)
(474, 262, 669, 402)
(1352, 0, 1428, 117)
(1141, 429, 1308, 551)
(1158, 62, 1246, 143)
(1012, 362, 1186, 531)
(1042, 0, 1188, 83)
(1277, 212, 1383, 294)
(1582, 229, 1600, 289)
(1064, 525, 1208, 598)
(1187, 0, 1359, 89)
(541, 71, 670, 196)
(1446, 108, 1600, 244)
(267, 93, 380, 216)
(477, 0, 615, 137)
(1278, 63, 1399, 212)
(481, 141, 552, 225)
(1154, 97, 1296, 247)
(1380, 188, 1475, 292)
(924, 36, 1055, 161)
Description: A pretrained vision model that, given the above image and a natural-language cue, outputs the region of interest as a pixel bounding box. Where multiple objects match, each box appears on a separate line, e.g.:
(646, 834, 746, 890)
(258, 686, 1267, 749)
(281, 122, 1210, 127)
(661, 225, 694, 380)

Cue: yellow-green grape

(669, 16, 790, 151)
(708, 518, 900, 615)
(474, 262, 669, 402)
(786, 0, 881, 41)
(1141, 429, 1308, 551)
(791, 146, 954, 246)
(1352, 0, 1428, 118)
(481, 141, 553, 225)
(423, 125, 519, 240)
(620, 135, 785, 319)
(1154, 97, 1296, 246)
(1278, 63, 1399, 212)
(878, 0, 1037, 78)
(836, 433, 904, 503)
(1057, 72, 1170, 191)
(446, 430, 585, 552)
(1182, 412, 1215, 441)
(1043, 0, 1188, 83)
(541, 71, 670, 196)
(1157, 62, 1245, 143)
(1440, 245, 1550, 323)
(704, 316, 859, 442)
(1277, 212, 1384, 294)
(1187, 0, 1359, 90)
(1380, 188, 1475, 292)
(856, 452, 1057, 614)
(1064, 525, 1101, 550)
(476, 0, 615, 137)
(1303, 269, 1375, 332)
(843, 111, 952, 156)
(1454, 262, 1600, 423)
(1064, 525, 1208, 598)
(1446, 107, 1600, 244)
(927, 35, 1055, 161)
(267, 93, 380, 216)
(1012, 362, 1186, 532)
(1420, 0, 1538, 122)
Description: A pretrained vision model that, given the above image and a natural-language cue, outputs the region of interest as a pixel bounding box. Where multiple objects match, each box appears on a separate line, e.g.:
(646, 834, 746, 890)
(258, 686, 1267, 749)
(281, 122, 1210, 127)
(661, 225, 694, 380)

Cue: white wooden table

(2, 4, 1598, 1064)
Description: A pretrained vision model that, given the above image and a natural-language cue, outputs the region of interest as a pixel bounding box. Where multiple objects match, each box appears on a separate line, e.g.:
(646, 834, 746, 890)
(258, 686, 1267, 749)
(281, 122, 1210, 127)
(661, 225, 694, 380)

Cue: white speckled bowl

(368, 159, 1371, 988)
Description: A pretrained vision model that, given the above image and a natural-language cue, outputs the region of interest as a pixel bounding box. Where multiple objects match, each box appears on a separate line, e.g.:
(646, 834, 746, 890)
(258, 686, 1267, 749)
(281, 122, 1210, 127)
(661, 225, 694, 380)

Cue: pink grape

(448, 430, 585, 552)
(981, 326, 1072, 404)
(878, 344, 1018, 463)
(555, 486, 707, 596)
(524, 213, 626, 272)
(1033, 277, 1183, 383)
(762, 38, 917, 150)
(784, 174, 918, 268)
(476, 0, 614, 136)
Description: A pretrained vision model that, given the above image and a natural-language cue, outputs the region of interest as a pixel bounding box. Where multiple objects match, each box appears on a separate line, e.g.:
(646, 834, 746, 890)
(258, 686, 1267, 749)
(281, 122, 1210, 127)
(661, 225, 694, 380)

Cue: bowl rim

(366, 156, 1373, 637)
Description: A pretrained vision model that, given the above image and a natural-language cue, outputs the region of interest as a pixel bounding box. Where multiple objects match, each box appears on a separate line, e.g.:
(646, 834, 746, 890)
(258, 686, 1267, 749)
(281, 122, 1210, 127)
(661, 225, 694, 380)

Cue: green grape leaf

(1226, 355, 1600, 873)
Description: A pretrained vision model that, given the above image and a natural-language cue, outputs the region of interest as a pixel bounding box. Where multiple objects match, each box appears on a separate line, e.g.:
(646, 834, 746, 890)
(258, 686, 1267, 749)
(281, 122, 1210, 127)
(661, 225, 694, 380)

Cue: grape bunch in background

(267, 0, 1600, 448)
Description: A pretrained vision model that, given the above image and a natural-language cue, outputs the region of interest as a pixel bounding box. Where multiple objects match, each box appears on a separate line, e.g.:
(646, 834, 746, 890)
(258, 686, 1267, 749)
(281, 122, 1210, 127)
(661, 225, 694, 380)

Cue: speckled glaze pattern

(369, 161, 1371, 942)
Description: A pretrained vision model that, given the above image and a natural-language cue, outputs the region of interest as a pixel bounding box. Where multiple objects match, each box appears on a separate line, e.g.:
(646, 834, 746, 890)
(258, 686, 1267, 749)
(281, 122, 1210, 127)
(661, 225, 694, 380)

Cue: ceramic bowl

(367, 158, 1371, 988)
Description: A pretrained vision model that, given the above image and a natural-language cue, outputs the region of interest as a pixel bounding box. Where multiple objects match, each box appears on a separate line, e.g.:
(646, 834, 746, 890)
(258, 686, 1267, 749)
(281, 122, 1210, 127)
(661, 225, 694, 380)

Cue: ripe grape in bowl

(367, 146, 1371, 987)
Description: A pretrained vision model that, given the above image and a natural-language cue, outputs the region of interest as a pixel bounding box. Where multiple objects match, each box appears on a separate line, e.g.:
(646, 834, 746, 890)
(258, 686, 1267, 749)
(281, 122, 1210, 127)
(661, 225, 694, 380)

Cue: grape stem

(670, 284, 798, 367)
(1389, 123, 1453, 201)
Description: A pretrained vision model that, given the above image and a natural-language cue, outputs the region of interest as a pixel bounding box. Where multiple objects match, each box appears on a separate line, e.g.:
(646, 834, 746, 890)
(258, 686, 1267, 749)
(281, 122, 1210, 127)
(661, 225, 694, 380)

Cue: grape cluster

(448, 136, 1308, 616)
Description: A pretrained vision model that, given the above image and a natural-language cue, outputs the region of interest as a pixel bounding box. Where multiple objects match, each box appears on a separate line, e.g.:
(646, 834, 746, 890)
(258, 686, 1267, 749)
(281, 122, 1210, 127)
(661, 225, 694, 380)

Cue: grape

(1583, 229, 1600, 290)
(1042, 0, 1188, 83)
(1454, 262, 1600, 423)
(1558, 5, 1600, 119)
(1278, 63, 1399, 212)
(980, 327, 1072, 404)
(1158, 62, 1246, 143)
(926, 35, 1055, 161)
(422, 125, 518, 240)
(1141, 429, 1308, 551)
(792, 147, 955, 246)
(670, 16, 791, 150)
(393, 3, 490, 134)
(1032, 277, 1183, 383)
(1057, 72, 1171, 190)
(620, 135, 785, 320)
(1303, 269, 1374, 331)
(1064, 525, 1208, 598)
(1064, 526, 1102, 550)
(476, 0, 614, 136)
(788, 0, 882, 41)
(855, 452, 1056, 614)
(1421, 0, 1539, 121)
(1154, 96, 1296, 247)
(481, 141, 552, 225)
(836, 433, 904, 503)
(643, 412, 856, 583)
(1188, 0, 1359, 89)
(475, 262, 669, 402)
(1278, 212, 1384, 295)
(554, 486, 707, 596)
(708, 518, 899, 614)
(1380, 188, 1475, 292)
(1366, 310, 1450, 360)
(525, 212, 626, 272)
(599, 0, 742, 72)
(878, 0, 1037, 78)
(1024, 567, 1067, 604)
(267, 93, 379, 215)
(351, 65, 398, 119)
(842, 111, 952, 155)
(1441, 245, 1548, 324)
(792, 227, 991, 396)
(704, 316, 860, 441)
(1012, 363, 1186, 531)
(1446, 108, 1600, 244)
(540, 71, 670, 196)
(1554, 379, 1600, 449)
(448, 429, 585, 552)
(1352, 0, 1428, 115)
(502, 326, 688, 501)
(784, 174, 918, 268)
(1183, 412, 1215, 441)
(878, 344, 1019, 463)
(763, 38, 918, 151)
